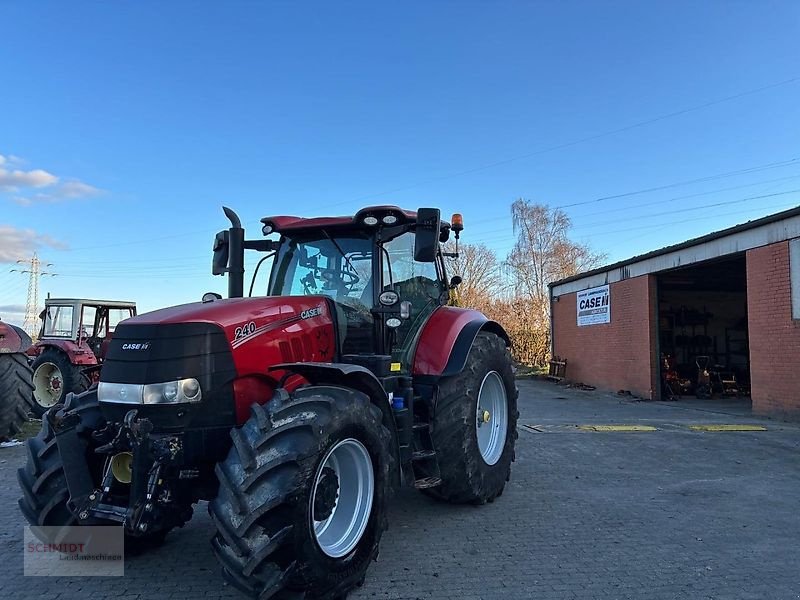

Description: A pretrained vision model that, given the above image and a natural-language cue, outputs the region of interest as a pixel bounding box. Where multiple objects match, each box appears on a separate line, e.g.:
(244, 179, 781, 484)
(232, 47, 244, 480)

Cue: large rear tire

(31, 349, 90, 418)
(210, 386, 392, 599)
(0, 353, 34, 439)
(426, 332, 519, 504)
(17, 391, 191, 550)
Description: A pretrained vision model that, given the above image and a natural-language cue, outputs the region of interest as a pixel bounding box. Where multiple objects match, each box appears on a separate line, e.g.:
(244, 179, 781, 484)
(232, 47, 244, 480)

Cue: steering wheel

(320, 268, 360, 294)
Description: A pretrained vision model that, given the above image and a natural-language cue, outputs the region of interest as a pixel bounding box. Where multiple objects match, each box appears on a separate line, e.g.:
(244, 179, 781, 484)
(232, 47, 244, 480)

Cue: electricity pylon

(10, 253, 57, 338)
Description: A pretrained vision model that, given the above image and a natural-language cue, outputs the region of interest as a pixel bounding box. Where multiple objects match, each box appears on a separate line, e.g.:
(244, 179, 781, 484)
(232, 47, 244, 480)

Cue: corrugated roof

(549, 204, 800, 288)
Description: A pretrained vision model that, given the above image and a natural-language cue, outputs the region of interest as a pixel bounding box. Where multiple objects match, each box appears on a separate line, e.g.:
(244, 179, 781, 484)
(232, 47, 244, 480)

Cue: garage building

(549, 206, 800, 418)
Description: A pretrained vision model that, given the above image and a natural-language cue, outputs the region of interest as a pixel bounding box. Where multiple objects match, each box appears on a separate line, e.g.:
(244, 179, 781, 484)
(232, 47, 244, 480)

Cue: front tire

(426, 332, 519, 504)
(0, 353, 34, 439)
(18, 391, 107, 528)
(210, 386, 392, 599)
(31, 349, 90, 417)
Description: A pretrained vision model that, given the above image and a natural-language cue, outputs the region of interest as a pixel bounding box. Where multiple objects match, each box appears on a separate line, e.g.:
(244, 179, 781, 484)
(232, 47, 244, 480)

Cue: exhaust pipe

(223, 206, 245, 298)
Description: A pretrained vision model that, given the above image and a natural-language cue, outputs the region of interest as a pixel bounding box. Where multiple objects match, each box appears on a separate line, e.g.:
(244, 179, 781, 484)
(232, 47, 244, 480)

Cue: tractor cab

(39, 298, 137, 357)
(213, 205, 463, 373)
(29, 298, 137, 416)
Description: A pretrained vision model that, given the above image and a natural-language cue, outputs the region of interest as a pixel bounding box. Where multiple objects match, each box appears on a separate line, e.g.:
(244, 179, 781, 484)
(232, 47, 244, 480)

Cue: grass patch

(515, 363, 547, 379)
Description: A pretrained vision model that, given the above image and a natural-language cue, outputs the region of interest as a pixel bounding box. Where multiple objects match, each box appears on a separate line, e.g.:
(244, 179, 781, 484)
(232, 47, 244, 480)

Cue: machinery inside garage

(657, 254, 750, 400)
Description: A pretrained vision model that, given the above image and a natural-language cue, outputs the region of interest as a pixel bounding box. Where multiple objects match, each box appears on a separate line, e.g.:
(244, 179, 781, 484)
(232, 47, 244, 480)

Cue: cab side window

(382, 232, 440, 299)
(382, 232, 443, 364)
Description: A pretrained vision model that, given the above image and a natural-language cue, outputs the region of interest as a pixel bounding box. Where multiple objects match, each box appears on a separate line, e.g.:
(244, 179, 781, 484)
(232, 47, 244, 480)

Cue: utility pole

(10, 252, 57, 338)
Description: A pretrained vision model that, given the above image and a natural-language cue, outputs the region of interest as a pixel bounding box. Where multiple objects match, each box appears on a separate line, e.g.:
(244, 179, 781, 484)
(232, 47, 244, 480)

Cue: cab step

(412, 449, 436, 461)
(413, 476, 442, 489)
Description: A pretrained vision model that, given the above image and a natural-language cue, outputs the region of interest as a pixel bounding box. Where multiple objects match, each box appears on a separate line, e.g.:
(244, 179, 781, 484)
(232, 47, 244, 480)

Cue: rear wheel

(0, 353, 34, 439)
(31, 349, 90, 417)
(210, 386, 391, 599)
(426, 332, 519, 504)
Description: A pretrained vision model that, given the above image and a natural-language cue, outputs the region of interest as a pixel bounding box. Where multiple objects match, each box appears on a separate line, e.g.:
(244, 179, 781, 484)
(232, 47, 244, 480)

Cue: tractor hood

(124, 297, 319, 329)
(100, 295, 337, 429)
(119, 295, 337, 367)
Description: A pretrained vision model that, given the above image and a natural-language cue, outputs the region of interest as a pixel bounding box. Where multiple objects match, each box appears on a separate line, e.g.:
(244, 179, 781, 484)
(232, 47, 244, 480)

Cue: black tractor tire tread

(30, 349, 90, 417)
(426, 332, 519, 504)
(210, 386, 391, 600)
(0, 353, 34, 438)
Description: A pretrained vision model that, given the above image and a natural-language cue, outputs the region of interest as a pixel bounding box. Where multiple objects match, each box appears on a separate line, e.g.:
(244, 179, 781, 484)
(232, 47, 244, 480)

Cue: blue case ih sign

(576, 285, 610, 326)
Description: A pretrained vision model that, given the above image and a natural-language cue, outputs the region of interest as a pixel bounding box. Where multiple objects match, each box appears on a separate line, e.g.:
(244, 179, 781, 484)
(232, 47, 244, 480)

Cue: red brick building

(549, 207, 800, 418)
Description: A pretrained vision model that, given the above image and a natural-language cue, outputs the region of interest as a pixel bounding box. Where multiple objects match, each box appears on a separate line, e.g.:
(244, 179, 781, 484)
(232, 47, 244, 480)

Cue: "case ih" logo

(122, 342, 151, 351)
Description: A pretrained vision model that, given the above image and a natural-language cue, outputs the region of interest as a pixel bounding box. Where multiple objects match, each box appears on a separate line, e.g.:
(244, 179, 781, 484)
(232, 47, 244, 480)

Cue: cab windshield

(269, 234, 374, 310)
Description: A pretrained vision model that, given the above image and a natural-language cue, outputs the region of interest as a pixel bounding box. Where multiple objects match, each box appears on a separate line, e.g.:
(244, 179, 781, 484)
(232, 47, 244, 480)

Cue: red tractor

(28, 298, 136, 416)
(18, 206, 518, 599)
(0, 320, 34, 438)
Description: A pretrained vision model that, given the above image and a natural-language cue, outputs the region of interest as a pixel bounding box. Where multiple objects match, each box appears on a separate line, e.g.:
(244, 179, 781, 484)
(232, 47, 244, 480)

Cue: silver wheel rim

(311, 438, 374, 558)
(476, 371, 508, 466)
(33, 362, 63, 408)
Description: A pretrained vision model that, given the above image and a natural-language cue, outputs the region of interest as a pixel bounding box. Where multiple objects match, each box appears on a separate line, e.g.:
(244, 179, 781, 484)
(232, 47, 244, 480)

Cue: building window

(790, 238, 800, 319)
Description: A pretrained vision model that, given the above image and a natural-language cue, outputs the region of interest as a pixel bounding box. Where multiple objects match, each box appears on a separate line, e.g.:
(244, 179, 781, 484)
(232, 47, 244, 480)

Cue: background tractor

(0, 319, 34, 439)
(18, 205, 518, 599)
(28, 298, 136, 416)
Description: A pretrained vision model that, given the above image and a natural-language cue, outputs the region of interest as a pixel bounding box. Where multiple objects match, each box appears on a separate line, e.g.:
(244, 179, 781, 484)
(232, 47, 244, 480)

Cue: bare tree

(506, 199, 605, 302)
(444, 242, 503, 310)
(503, 199, 606, 364)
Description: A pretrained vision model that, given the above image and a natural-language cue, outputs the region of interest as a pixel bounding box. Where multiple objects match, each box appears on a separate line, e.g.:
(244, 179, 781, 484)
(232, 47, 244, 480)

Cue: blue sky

(1, 1, 798, 325)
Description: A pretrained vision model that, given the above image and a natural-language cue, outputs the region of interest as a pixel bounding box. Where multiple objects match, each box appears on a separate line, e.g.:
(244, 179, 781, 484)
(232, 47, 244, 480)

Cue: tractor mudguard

(269, 362, 388, 404)
(34, 340, 99, 365)
(0, 322, 32, 354)
(412, 306, 511, 378)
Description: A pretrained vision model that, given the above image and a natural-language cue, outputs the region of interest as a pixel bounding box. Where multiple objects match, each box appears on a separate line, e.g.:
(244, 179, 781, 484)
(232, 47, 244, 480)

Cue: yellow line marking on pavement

(577, 425, 658, 432)
(689, 424, 767, 432)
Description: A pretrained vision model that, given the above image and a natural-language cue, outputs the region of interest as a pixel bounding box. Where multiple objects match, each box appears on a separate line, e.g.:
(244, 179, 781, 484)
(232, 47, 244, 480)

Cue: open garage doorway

(656, 254, 750, 402)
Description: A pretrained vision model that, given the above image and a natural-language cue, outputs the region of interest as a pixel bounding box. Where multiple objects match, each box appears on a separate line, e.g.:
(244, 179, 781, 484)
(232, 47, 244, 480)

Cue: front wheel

(426, 331, 519, 504)
(31, 349, 90, 417)
(210, 386, 392, 599)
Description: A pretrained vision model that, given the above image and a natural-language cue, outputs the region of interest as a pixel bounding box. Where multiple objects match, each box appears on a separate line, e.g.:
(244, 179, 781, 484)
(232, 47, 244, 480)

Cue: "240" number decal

(234, 321, 256, 340)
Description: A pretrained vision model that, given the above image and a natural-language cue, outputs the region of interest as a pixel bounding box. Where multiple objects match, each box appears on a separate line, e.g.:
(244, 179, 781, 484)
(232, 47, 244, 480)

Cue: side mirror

(414, 208, 441, 263)
(212, 231, 229, 276)
(449, 275, 462, 288)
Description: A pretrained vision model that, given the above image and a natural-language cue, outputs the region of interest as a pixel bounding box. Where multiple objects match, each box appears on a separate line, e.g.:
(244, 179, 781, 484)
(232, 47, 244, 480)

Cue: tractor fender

(268, 361, 402, 485)
(0, 322, 32, 354)
(269, 362, 389, 404)
(412, 306, 511, 378)
(33, 340, 98, 366)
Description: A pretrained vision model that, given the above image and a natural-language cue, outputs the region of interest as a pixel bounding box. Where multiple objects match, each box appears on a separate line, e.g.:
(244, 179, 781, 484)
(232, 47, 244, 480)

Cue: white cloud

(0, 152, 103, 204)
(10, 180, 104, 206)
(0, 225, 67, 263)
(0, 166, 58, 190)
(0, 304, 26, 314)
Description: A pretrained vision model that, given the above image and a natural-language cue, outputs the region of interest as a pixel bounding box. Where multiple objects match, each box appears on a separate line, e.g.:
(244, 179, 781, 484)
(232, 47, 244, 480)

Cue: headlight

(98, 379, 203, 405)
(379, 290, 399, 306)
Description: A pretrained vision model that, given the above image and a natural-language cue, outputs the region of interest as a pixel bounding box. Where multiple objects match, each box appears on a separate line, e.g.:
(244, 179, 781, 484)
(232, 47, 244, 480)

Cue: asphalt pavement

(2, 379, 799, 599)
